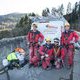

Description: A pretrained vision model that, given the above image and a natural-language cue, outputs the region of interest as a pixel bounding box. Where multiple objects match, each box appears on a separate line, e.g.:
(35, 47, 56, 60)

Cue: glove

(70, 40, 75, 44)
(38, 42, 41, 45)
(45, 54, 49, 57)
(70, 38, 75, 44)
(27, 42, 30, 48)
(41, 56, 44, 59)
(38, 38, 43, 43)
(57, 58, 61, 62)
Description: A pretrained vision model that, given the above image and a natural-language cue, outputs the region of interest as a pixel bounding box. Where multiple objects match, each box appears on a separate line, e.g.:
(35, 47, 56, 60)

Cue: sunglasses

(54, 41, 59, 43)
(46, 41, 51, 42)
(65, 26, 70, 27)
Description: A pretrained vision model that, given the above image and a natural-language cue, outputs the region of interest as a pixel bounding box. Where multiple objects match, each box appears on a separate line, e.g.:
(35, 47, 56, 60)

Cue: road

(0, 63, 72, 80)
(0, 49, 80, 80)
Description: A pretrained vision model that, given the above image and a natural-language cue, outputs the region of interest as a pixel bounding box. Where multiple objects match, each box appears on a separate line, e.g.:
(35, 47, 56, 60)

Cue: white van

(32, 20, 64, 43)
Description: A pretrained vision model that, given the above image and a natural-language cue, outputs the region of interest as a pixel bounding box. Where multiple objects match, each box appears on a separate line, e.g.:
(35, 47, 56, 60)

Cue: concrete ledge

(0, 36, 26, 46)
(73, 50, 80, 80)
(0, 36, 28, 60)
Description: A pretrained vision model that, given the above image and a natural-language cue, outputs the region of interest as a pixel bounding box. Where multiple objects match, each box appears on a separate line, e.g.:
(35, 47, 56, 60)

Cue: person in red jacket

(61, 22, 79, 68)
(52, 38, 65, 69)
(27, 23, 44, 67)
(39, 38, 53, 70)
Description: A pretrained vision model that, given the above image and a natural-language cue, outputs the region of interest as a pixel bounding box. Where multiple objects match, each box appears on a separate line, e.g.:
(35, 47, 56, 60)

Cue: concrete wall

(0, 36, 28, 60)
(73, 49, 80, 80)
(73, 31, 80, 80)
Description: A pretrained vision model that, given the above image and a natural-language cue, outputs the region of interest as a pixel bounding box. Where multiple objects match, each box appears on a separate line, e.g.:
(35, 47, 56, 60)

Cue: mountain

(0, 13, 26, 30)
(0, 13, 26, 22)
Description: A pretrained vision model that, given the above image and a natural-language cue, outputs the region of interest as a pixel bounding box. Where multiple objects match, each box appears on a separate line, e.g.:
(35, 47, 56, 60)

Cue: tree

(28, 13, 36, 16)
(78, 1, 80, 30)
(72, 2, 78, 22)
(15, 14, 32, 35)
(16, 14, 32, 28)
(66, 2, 72, 14)
(42, 10, 46, 16)
(24, 14, 29, 24)
(78, 1, 80, 16)
(42, 8, 50, 17)
(58, 4, 64, 15)
(0, 30, 12, 39)
(46, 8, 50, 13)
(51, 7, 57, 14)
(31, 12, 36, 16)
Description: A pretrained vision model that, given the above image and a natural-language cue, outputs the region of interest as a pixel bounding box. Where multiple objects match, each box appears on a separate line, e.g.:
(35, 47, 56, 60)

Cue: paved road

(0, 63, 72, 80)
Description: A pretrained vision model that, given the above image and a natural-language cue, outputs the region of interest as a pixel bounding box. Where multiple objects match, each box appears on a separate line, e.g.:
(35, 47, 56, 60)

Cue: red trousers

(64, 44, 74, 66)
(29, 44, 40, 66)
(42, 57, 51, 69)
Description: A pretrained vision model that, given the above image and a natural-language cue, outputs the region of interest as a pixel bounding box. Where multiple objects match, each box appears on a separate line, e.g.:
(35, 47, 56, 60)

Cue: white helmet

(64, 22, 70, 27)
(54, 38, 59, 43)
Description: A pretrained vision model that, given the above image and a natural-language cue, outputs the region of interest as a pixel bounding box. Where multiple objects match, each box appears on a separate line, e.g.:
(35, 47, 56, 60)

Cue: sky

(0, 0, 79, 15)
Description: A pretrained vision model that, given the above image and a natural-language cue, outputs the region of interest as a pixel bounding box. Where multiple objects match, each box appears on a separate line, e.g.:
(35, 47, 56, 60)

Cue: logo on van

(46, 24, 57, 28)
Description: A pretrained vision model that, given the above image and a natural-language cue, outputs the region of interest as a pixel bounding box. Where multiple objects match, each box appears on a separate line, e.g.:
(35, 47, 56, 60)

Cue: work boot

(46, 66, 52, 70)
(67, 65, 72, 69)
(38, 62, 42, 67)
(46, 64, 52, 70)
(55, 61, 60, 69)
(8, 65, 13, 70)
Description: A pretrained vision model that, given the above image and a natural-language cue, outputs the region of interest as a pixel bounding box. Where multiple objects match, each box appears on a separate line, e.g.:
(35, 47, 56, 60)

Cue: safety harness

(43, 44, 53, 55)
(63, 30, 74, 48)
(53, 46, 60, 58)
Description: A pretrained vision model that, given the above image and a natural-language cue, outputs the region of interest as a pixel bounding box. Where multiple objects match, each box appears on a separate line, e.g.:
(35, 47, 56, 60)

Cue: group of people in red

(26, 22, 79, 70)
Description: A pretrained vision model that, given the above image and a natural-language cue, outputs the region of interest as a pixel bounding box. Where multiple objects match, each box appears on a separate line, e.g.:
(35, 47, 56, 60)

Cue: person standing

(27, 23, 44, 67)
(61, 22, 79, 68)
